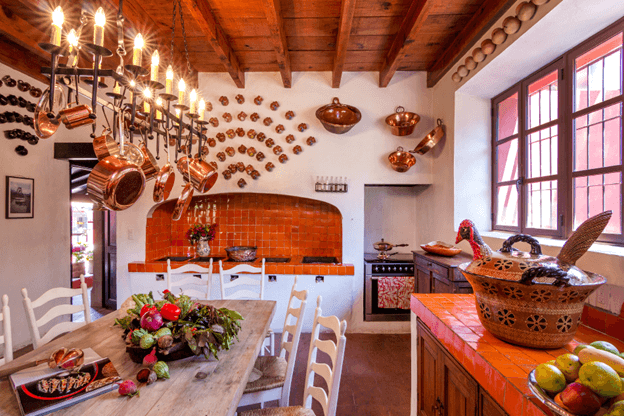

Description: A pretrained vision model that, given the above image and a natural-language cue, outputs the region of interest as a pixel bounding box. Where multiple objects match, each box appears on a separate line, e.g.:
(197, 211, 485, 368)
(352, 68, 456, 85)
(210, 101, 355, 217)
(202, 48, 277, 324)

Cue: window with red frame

(492, 18, 623, 243)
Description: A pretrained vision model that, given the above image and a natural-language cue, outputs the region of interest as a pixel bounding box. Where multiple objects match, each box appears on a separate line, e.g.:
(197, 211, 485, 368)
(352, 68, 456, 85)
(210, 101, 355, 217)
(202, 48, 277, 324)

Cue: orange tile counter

(410, 294, 624, 416)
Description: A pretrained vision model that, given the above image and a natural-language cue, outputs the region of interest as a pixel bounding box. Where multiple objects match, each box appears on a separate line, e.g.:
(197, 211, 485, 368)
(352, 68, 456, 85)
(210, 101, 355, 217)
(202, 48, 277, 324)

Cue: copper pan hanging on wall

(385, 106, 420, 136)
(410, 119, 445, 155)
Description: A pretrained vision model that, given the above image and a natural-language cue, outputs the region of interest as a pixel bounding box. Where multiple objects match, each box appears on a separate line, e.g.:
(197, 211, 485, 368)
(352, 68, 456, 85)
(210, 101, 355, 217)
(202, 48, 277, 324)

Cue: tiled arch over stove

(145, 192, 343, 262)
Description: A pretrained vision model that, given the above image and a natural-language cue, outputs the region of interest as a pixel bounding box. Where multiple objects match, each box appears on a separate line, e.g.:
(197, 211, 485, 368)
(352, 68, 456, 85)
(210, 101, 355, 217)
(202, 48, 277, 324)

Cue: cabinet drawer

(415, 256, 448, 277)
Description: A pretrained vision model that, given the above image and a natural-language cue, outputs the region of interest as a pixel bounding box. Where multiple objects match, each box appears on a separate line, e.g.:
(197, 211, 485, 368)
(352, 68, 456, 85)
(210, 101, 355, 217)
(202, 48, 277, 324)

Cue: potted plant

(72, 242, 88, 278)
(186, 223, 218, 257)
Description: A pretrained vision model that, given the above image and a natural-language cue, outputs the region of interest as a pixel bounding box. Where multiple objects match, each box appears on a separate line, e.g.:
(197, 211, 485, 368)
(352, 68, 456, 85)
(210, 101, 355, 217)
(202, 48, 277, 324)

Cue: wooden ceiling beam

(260, 0, 291, 88)
(180, 0, 245, 88)
(332, 0, 357, 88)
(379, 0, 433, 88)
(426, 0, 517, 88)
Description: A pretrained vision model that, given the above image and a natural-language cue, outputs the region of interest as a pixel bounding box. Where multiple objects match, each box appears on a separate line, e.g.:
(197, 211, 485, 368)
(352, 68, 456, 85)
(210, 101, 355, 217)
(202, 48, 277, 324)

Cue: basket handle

(395, 106, 405, 113)
(519, 266, 570, 287)
(500, 234, 542, 255)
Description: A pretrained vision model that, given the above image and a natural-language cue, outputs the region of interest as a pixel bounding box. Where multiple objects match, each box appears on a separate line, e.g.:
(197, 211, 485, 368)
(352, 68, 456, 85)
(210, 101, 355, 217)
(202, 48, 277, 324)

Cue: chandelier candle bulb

(198, 98, 206, 121)
(50, 6, 63, 47)
(133, 33, 144, 66)
(113, 81, 121, 95)
(175, 108, 181, 126)
(165, 65, 173, 94)
(93, 7, 106, 47)
(178, 78, 186, 105)
(189, 89, 197, 114)
(151, 50, 159, 82)
(67, 29, 79, 67)
(143, 88, 152, 113)
(156, 97, 163, 120)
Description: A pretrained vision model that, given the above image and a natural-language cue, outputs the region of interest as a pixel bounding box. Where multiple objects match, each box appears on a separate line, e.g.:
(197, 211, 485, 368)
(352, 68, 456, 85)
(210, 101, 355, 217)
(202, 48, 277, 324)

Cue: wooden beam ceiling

(332, 0, 357, 88)
(379, 0, 433, 87)
(180, 0, 245, 88)
(426, 0, 517, 88)
(260, 0, 291, 88)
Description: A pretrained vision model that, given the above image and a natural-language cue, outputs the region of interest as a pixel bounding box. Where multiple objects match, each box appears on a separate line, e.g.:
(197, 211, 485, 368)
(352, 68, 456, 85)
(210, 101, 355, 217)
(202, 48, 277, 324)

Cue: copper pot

(388, 146, 416, 172)
(315, 97, 361, 134)
(58, 104, 94, 129)
(120, 142, 145, 167)
(177, 156, 218, 193)
(153, 162, 175, 203)
(385, 106, 420, 136)
(139, 143, 159, 181)
(411, 119, 445, 155)
(87, 155, 146, 211)
(34, 85, 64, 139)
(92, 130, 120, 161)
(172, 183, 194, 221)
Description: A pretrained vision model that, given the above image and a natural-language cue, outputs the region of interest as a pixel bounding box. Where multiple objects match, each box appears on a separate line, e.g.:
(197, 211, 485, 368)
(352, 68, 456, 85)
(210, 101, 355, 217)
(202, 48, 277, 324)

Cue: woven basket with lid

(456, 211, 611, 349)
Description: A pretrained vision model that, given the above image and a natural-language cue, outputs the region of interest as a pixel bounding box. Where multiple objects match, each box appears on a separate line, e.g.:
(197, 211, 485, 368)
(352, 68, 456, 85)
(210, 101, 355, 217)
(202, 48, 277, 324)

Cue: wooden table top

(0, 299, 276, 416)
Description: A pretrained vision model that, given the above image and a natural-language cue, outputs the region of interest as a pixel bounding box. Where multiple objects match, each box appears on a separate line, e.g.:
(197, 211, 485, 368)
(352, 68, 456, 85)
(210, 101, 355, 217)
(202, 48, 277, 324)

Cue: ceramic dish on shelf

(420, 241, 462, 256)
(527, 370, 575, 416)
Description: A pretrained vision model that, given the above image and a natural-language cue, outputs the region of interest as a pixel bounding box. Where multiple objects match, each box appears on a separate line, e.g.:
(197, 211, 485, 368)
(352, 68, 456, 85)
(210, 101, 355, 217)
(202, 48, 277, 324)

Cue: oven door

(364, 262, 414, 322)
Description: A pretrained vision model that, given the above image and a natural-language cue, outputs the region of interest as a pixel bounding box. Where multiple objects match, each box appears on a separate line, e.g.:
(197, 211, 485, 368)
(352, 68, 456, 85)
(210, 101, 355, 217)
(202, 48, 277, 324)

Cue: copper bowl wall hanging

(385, 106, 420, 136)
(34, 85, 64, 139)
(411, 119, 445, 155)
(315, 97, 361, 134)
(388, 146, 416, 172)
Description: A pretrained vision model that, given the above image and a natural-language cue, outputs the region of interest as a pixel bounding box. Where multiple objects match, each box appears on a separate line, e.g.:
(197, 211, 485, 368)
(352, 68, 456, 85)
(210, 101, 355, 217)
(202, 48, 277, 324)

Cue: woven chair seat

(239, 406, 315, 416)
(244, 355, 288, 393)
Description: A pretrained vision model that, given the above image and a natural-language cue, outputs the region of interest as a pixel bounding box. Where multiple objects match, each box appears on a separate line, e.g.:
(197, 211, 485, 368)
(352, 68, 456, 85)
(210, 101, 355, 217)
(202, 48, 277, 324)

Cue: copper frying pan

(153, 134, 176, 203)
(34, 85, 64, 139)
(172, 182, 194, 221)
(411, 119, 445, 155)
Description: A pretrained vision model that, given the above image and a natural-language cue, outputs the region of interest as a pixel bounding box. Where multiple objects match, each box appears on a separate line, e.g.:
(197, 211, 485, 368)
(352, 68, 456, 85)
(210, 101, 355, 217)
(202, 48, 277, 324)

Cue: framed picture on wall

(6, 176, 34, 219)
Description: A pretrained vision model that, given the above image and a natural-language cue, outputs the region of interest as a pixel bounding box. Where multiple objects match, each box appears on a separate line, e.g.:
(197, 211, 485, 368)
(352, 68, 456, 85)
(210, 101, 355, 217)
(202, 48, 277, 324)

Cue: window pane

(573, 103, 622, 171)
(575, 33, 623, 111)
(527, 181, 558, 230)
(496, 139, 518, 182)
(497, 93, 518, 141)
(574, 173, 622, 233)
(496, 185, 518, 227)
(528, 70, 558, 129)
(527, 126, 558, 179)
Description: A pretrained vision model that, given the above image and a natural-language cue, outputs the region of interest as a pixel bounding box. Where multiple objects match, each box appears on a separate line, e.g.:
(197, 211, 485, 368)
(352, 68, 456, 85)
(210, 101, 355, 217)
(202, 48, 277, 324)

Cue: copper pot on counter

(373, 238, 409, 260)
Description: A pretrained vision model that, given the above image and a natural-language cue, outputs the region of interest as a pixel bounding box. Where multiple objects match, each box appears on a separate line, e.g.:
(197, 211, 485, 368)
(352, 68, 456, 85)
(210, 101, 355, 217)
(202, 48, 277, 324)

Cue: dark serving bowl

(225, 246, 258, 262)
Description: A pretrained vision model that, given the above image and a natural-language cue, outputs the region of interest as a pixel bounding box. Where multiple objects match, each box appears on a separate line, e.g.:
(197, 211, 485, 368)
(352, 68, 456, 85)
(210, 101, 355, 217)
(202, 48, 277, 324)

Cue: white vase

(196, 238, 211, 257)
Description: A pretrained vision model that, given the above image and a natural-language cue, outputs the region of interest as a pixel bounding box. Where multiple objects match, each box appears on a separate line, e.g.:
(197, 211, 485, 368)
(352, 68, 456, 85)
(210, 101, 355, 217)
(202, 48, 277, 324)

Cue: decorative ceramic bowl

(420, 241, 462, 256)
(225, 246, 257, 262)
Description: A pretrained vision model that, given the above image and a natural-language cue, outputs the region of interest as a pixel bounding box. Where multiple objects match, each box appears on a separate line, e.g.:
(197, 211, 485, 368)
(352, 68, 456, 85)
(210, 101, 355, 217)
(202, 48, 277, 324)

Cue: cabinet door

(417, 268, 431, 294)
(480, 389, 507, 416)
(440, 353, 478, 416)
(433, 275, 452, 294)
(418, 322, 441, 416)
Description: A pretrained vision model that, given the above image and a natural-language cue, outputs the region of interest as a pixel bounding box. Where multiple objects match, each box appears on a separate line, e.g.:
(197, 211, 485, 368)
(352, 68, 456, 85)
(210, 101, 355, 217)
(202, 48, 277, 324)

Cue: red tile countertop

(411, 294, 624, 416)
(128, 257, 355, 275)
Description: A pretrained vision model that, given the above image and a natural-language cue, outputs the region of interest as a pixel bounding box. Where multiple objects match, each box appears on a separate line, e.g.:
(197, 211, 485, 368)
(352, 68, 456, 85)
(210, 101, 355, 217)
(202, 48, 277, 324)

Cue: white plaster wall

(116, 71, 435, 334)
(0, 62, 72, 352)
(424, 0, 624, 316)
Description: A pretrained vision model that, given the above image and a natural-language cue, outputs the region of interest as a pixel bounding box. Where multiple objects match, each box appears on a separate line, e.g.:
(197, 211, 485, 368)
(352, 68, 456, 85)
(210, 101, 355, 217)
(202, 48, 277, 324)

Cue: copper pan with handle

(176, 156, 218, 193)
(93, 128, 120, 161)
(34, 85, 64, 139)
(153, 129, 176, 203)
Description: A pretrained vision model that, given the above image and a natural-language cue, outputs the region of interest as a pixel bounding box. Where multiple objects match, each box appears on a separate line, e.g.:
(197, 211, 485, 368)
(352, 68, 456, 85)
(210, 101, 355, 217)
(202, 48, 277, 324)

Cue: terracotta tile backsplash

(145, 193, 343, 262)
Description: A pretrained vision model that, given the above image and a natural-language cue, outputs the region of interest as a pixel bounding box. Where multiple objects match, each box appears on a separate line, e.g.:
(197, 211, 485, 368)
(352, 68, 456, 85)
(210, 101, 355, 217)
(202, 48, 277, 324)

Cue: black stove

(364, 253, 413, 263)
(364, 253, 414, 322)
(191, 256, 226, 262)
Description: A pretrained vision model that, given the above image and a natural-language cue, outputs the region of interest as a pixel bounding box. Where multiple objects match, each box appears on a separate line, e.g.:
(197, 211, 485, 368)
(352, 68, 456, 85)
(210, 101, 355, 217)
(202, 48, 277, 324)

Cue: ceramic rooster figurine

(455, 211, 612, 285)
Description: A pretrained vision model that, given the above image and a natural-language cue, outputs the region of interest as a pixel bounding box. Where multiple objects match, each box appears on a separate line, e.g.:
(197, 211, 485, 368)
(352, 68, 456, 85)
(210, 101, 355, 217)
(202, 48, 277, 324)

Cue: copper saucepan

(177, 156, 218, 193)
(93, 129, 120, 161)
(411, 119, 445, 155)
(58, 104, 94, 130)
(87, 155, 147, 210)
(139, 142, 159, 181)
(172, 183, 194, 221)
(34, 85, 65, 139)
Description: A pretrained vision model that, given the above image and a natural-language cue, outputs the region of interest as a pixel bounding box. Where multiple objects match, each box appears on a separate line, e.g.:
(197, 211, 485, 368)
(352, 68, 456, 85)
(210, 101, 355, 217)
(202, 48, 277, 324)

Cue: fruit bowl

(528, 370, 577, 416)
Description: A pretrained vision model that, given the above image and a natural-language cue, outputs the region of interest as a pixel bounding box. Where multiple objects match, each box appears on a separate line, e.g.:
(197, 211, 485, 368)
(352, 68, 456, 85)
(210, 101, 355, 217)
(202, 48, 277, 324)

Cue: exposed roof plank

(180, 0, 245, 88)
(379, 0, 433, 87)
(332, 0, 357, 88)
(426, 0, 516, 87)
(260, 0, 292, 87)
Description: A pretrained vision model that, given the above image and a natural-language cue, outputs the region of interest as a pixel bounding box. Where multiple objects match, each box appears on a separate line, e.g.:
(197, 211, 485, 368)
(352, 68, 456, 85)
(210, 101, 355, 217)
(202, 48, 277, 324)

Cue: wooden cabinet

(417, 319, 508, 416)
(413, 251, 473, 294)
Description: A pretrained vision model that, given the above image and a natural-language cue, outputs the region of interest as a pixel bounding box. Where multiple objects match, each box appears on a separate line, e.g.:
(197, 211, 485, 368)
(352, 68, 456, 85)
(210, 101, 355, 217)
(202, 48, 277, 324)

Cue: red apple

(560, 382, 603, 416)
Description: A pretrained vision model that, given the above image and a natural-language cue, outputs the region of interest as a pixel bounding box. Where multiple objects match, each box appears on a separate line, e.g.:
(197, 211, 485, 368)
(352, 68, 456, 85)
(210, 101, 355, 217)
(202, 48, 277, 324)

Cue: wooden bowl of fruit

(528, 341, 624, 416)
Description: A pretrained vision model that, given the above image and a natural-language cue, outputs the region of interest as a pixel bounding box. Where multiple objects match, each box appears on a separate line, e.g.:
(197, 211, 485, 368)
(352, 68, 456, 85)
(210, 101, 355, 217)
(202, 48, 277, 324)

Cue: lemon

(591, 341, 620, 355)
(535, 363, 567, 394)
(556, 353, 582, 383)
(579, 362, 623, 398)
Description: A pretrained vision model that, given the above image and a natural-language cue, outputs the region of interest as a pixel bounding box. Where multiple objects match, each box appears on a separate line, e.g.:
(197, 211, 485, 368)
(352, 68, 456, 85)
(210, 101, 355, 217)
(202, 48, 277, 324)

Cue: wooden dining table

(0, 299, 276, 416)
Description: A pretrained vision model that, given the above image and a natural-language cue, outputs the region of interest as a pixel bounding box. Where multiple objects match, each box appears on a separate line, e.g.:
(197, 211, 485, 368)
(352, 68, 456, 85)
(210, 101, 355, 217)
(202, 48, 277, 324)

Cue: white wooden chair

(0, 294, 13, 365)
(238, 276, 308, 409)
(22, 275, 92, 350)
(166, 258, 213, 300)
(240, 295, 348, 416)
(218, 259, 272, 355)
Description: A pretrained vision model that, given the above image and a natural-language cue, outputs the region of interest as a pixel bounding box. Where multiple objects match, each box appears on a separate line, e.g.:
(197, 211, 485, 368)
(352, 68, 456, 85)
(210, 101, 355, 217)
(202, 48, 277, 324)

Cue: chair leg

(269, 331, 275, 356)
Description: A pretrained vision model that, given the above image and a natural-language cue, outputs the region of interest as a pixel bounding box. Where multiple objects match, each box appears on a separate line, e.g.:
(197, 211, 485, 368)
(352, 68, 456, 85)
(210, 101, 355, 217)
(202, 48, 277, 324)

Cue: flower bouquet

(115, 291, 243, 363)
(186, 223, 218, 244)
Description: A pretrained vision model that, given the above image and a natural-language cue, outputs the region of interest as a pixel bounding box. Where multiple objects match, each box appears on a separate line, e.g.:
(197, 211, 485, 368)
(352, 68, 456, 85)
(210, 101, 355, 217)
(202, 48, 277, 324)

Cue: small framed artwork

(6, 176, 34, 219)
